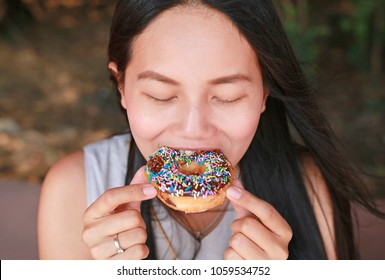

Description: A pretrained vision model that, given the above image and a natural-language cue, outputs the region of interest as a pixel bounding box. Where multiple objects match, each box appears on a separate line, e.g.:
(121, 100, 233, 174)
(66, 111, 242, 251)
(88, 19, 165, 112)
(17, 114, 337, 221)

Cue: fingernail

(143, 185, 157, 196)
(227, 187, 241, 200)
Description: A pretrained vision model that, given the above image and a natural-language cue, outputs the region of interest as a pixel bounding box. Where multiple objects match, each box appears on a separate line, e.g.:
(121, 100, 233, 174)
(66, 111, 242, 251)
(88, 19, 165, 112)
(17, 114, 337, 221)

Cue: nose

(177, 103, 215, 138)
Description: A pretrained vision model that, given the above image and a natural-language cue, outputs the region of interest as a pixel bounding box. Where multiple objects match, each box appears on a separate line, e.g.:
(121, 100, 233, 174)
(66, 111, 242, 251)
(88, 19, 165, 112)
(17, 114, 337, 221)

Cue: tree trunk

(0, 0, 6, 22)
(297, 0, 309, 33)
(370, 3, 384, 77)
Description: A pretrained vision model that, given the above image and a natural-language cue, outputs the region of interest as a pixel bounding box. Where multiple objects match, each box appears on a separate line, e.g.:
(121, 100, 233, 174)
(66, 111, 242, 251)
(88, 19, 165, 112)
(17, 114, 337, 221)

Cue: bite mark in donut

(144, 146, 234, 213)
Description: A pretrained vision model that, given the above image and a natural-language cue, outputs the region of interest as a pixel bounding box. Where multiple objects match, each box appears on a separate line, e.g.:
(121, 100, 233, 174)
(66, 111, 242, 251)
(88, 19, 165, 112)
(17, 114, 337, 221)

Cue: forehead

(128, 5, 258, 74)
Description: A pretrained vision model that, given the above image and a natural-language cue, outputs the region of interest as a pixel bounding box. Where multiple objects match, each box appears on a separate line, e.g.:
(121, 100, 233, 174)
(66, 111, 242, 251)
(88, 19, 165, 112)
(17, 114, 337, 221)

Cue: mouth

(178, 149, 195, 156)
(161, 147, 220, 156)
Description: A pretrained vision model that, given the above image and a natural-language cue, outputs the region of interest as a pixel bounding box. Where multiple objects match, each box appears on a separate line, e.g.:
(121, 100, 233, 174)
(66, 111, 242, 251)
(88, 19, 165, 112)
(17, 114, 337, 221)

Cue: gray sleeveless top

(83, 133, 236, 259)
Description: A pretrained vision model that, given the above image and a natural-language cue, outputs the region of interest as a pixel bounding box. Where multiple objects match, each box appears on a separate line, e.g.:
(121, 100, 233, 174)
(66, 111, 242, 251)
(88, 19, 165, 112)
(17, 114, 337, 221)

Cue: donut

(144, 146, 234, 213)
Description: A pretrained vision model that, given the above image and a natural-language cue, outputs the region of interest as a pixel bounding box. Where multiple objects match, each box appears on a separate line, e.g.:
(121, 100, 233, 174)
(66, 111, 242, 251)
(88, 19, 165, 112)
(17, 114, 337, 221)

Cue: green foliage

(284, 4, 329, 62)
(275, 1, 330, 75)
(339, 0, 385, 73)
(274, 0, 384, 76)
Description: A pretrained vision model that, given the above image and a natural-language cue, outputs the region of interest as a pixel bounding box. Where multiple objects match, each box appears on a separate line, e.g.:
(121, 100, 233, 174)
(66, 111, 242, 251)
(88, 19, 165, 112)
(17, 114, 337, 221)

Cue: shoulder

(41, 150, 86, 198)
(39, 150, 86, 209)
(299, 151, 337, 259)
(38, 150, 92, 259)
(48, 150, 85, 180)
(300, 152, 330, 206)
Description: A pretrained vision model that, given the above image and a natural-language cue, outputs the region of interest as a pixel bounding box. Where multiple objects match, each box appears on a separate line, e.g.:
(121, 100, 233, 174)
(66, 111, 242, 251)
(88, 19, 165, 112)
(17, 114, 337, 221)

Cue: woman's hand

(224, 179, 293, 260)
(82, 167, 157, 259)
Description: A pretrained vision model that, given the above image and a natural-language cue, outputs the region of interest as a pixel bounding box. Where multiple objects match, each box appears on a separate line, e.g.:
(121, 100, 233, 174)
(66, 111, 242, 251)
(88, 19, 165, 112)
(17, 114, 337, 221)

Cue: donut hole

(178, 161, 206, 176)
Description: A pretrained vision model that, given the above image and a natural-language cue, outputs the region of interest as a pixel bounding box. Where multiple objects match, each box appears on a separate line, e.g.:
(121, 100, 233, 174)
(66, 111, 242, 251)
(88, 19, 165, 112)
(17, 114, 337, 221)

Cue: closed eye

(212, 95, 245, 104)
(144, 92, 177, 103)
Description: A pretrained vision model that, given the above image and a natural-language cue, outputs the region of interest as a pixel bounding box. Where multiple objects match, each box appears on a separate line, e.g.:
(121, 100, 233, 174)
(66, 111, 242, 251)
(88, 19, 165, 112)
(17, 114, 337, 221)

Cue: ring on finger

(113, 234, 124, 254)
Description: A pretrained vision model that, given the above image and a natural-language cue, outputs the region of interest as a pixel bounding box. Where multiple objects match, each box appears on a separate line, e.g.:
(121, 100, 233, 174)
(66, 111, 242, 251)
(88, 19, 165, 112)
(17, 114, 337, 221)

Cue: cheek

(221, 106, 262, 165)
(124, 93, 176, 145)
(126, 104, 161, 139)
(240, 113, 260, 135)
(125, 102, 168, 158)
(223, 105, 262, 142)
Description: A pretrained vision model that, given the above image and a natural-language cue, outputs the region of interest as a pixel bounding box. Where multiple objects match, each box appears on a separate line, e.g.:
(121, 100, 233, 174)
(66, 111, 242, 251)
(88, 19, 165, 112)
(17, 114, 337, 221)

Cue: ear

(261, 86, 269, 113)
(108, 61, 127, 109)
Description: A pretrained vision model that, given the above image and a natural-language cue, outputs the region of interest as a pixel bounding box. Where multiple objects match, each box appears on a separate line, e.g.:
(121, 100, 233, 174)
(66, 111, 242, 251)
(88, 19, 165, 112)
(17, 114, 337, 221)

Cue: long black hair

(109, 0, 383, 259)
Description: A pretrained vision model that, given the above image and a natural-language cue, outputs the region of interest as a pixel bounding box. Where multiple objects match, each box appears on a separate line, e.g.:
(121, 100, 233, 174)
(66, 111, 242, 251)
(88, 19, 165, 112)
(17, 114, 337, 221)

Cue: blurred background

(0, 0, 384, 259)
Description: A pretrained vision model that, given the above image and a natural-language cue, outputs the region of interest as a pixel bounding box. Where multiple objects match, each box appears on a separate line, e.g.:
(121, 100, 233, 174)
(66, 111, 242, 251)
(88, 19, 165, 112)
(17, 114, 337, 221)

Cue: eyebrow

(138, 71, 180, 85)
(208, 73, 252, 85)
(137, 71, 252, 86)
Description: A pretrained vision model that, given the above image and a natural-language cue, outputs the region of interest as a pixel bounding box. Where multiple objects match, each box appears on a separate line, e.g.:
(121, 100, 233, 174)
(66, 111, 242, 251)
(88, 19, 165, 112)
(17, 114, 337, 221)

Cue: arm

(37, 151, 92, 259)
(38, 150, 157, 260)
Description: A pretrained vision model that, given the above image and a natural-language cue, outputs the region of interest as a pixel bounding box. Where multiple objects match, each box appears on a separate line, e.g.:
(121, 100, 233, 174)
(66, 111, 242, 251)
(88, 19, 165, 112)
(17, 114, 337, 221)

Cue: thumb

(115, 166, 155, 213)
(226, 179, 251, 219)
(129, 166, 148, 185)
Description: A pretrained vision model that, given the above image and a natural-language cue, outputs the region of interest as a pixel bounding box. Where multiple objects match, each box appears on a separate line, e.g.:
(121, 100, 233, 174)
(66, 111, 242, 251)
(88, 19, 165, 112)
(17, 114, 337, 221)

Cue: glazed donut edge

(143, 147, 235, 213)
(145, 170, 233, 213)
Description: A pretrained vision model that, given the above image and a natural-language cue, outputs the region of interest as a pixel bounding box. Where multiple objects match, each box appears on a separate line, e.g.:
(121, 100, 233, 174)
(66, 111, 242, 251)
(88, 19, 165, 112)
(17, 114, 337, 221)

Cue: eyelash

(213, 96, 244, 104)
(145, 94, 176, 103)
(145, 93, 244, 104)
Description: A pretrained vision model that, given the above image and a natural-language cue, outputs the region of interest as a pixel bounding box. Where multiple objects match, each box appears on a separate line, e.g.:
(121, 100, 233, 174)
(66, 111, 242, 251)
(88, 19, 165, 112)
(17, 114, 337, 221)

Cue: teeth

(179, 150, 194, 156)
(185, 150, 194, 156)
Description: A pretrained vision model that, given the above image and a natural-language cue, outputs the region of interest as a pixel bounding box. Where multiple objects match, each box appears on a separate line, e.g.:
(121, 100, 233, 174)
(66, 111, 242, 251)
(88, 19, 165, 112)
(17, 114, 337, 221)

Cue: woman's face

(112, 6, 267, 167)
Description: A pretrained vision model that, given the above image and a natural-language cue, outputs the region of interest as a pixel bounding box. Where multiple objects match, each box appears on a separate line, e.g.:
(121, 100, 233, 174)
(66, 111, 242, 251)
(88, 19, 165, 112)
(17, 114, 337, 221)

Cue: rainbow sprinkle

(145, 147, 233, 199)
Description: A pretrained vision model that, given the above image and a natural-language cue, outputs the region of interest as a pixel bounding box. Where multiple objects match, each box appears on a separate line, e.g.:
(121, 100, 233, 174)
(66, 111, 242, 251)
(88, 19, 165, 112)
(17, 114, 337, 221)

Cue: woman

(38, 0, 382, 260)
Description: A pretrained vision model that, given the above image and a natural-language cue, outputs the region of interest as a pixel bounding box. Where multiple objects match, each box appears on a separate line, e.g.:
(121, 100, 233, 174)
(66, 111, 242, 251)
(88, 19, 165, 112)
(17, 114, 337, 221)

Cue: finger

(83, 209, 145, 246)
(226, 180, 291, 237)
(231, 216, 269, 241)
(231, 216, 290, 258)
(226, 179, 250, 219)
(115, 228, 147, 251)
(94, 227, 147, 259)
(115, 166, 151, 213)
(229, 232, 267, 260)
(130, 166, 148, 185)
(224, 247, 244, 260)
(89, 166, 151, 217)
(84, 184, 157, 223)
(111, 244, 149, 260)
